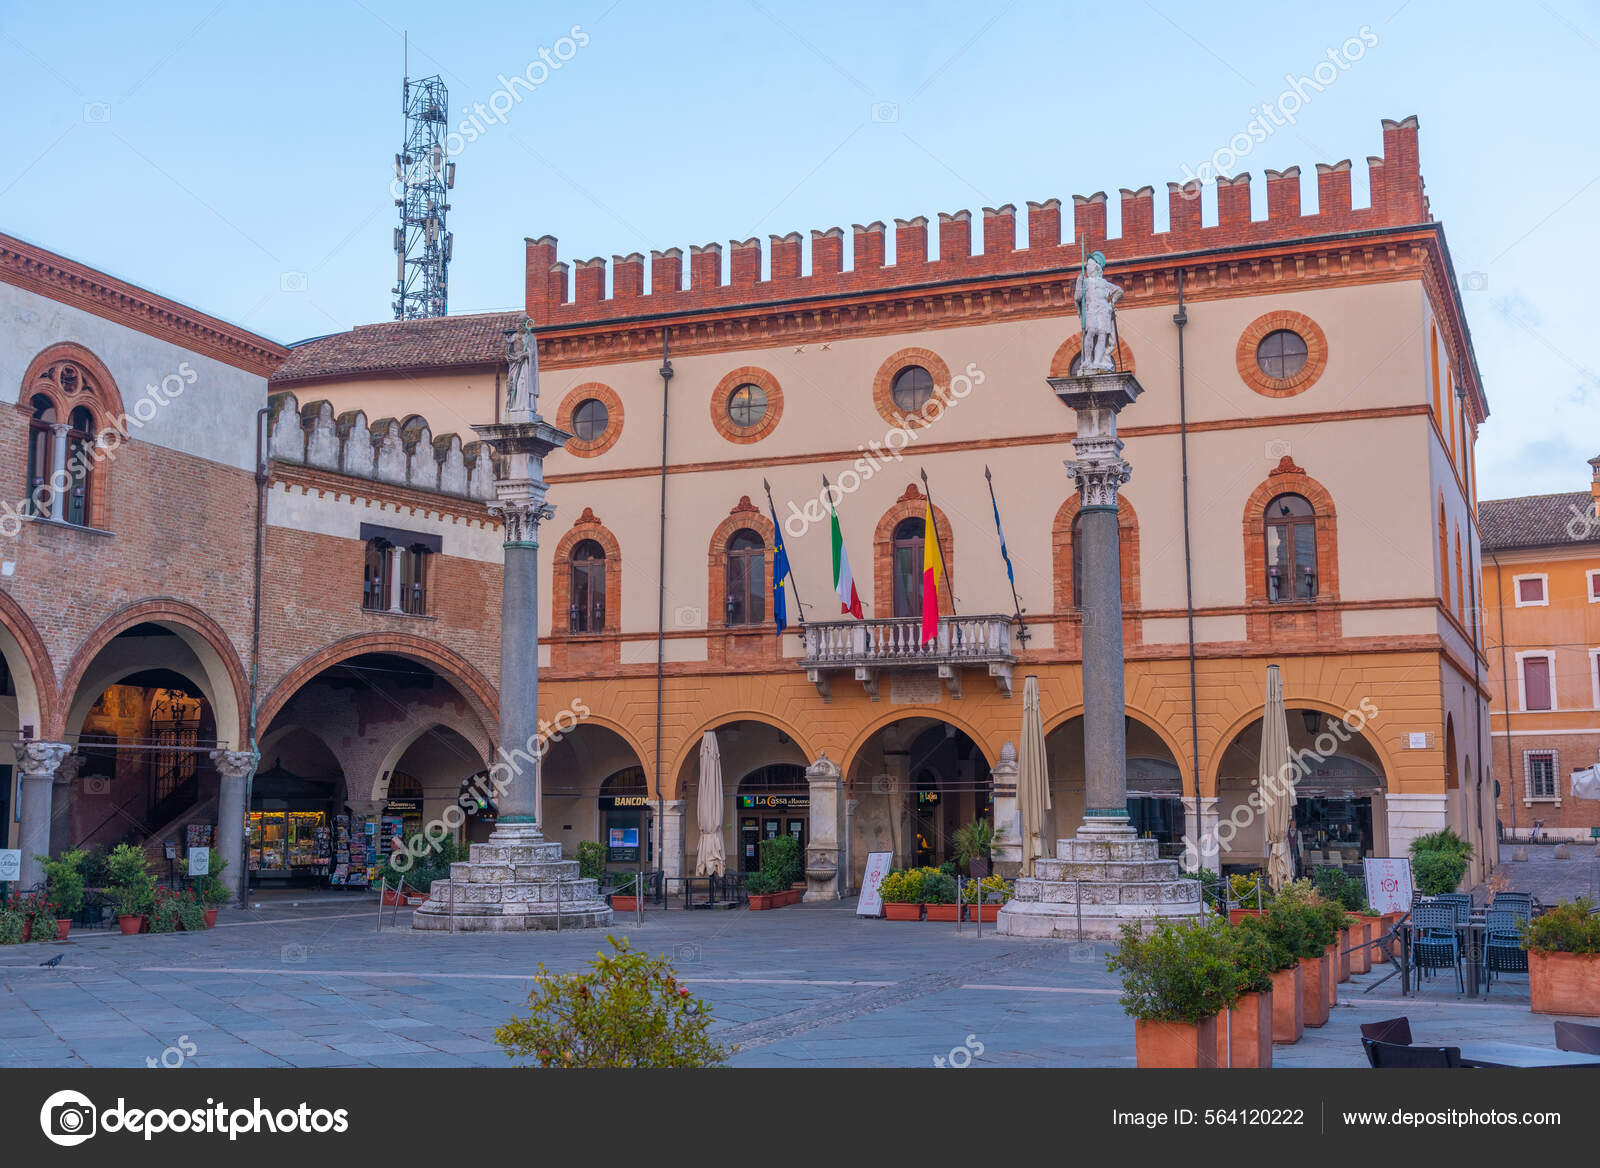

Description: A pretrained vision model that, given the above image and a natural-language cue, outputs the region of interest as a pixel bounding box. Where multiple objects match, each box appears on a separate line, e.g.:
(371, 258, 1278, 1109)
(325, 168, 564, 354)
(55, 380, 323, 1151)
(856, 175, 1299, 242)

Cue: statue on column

(1073, 250, 1124, 374)
(504, 318, 540, 418)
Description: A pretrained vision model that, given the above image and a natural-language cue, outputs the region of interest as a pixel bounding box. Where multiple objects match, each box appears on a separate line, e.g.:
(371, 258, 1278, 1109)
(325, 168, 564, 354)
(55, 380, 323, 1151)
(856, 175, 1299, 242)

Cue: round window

(727, 383, 767, 429)
(572, 398, 610, 442)
(891, 365, 935, 412)
(1256, 330, 1308, 380)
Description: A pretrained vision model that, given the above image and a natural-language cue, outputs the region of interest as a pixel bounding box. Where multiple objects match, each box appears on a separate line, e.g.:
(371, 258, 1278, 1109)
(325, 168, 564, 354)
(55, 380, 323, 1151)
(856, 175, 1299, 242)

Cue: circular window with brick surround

(1048, 333, 1136, 378)
(710, 367, 782, 444)
(1237, 311, 1327, 397)
(872, 348, 954, 429)
(556, 383, 624, 457)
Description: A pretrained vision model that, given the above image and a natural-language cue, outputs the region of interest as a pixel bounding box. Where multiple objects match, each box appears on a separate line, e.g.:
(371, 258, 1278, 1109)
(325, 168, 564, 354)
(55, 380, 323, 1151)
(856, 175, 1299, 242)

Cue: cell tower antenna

(392, 47, 453, 320)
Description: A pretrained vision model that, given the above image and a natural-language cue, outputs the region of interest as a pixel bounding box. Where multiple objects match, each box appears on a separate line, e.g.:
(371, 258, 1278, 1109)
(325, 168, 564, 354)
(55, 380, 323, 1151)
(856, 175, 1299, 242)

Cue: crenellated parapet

(524, 116, 1429, 327)
(266, 391, 495, 502)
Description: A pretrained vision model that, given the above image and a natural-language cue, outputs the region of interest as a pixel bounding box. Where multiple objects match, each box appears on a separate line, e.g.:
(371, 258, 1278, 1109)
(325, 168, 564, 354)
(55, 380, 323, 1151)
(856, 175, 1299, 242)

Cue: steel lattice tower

(392, 73, 453, 320)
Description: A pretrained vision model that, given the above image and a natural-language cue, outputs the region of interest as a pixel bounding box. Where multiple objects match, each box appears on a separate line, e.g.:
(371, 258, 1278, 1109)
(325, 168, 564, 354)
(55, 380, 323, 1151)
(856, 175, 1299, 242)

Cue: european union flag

(767, 499, 790, 635)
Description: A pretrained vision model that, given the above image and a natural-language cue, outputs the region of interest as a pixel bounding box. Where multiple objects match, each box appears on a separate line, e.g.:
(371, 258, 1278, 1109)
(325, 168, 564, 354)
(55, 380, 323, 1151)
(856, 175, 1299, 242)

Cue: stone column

(211, 749, 257, 903)
(1050, 371, 1142, 836)
(386, 544, 406, 612)
(14, 742, 71, 889)
(843, 797, 858, 895)
(49, 423, 70, 521)
(489, 489, 552, 835)
(659, 799, 686, 881)
(989, 741, 1021, 877)
(49, 753, 82, 854)
(804, 752, 844, 901)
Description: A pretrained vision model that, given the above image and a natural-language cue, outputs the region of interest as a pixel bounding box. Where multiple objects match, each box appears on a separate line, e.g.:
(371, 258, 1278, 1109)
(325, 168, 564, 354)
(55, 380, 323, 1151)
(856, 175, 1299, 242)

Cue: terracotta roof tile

(1479, 491, 1597, 551)
(270, 312, 522, 383)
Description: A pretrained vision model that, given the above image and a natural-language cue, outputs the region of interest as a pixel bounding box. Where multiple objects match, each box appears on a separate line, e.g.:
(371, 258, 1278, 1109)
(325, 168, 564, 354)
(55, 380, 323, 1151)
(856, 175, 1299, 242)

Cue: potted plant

(921, 868, 960, 921)
(37, 849, 86, 939)
(1236, 913, 1302, 1045)
(149, 887, 184, 933)
(1265, 882, 1335, 1027)
(194, 855, 231, 926)
(951, 818, 994, 878)
(1108, 918, 1237, 1067)
(1218, 918, 1277, 1068)
(576, 841, 605, 884)
(1409, 828, 1472, 895)
(1225, 872, 1267, 923)
(743, 869, 782, 911)
(611, 873, 643, 912)
(962, 874, 1013, 921)
(177, 890, 207, 933)
(1524, 898, 1600, 1016)
(760, 836, 803, 905)
(22, 893, 59, 944)
(106, 842, 156, 934)
(878, 870, 924, 921)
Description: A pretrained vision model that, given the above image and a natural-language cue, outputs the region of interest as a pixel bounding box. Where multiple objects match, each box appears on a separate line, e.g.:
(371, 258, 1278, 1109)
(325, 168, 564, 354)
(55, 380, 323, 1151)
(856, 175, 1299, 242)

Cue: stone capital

(805, 750, 842, 785)
(490, 487, 556, 545)
(1064, 457, 1132, 508)
(13, 740, 72, 780)
(210, 749, 259, 783)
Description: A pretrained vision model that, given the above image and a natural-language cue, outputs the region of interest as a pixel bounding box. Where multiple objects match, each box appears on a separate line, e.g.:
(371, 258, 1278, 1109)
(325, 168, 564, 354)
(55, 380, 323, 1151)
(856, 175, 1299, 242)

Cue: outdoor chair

(1362, 1038, 1462, 1068)
(1409, 903, 1464, 992)
(1359, 1017, 1413, 1046)
(1434, 893, 1473, 923)
(1481, 908, 1528, 993)
(1554, 1021, 1600, 1055)
(1489, 892, 1532, 922)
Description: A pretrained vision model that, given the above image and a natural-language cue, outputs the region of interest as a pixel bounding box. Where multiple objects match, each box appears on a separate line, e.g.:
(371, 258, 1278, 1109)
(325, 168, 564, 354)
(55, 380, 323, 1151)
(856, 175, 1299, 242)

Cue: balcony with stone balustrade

(801, 613, 1016, 701)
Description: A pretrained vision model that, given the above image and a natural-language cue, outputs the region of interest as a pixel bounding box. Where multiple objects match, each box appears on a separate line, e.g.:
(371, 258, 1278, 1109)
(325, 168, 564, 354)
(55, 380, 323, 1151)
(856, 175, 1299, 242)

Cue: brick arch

(555, 382, 623, 458)
(20, 343, 127, 530)
(1236, 309, 1328, 398)
(873, 483, 954, 618)
(57, 599, 250, 744)
(0, 589, 57, 733)
(1048, 332, 1136, 377)
(1204, 697, 1397, 799)
(552, 507, 621, 637)
(257, 632, 498, 746)
(871, 347, 954, 430)
(706, 496, 775, 629)
(1051, 492, 1142, 608)
(666, 711, 819, 799)
(1040, 705, 1195, 795)
(1243, 457, 1340, 642)
(840, 709, 998, 787)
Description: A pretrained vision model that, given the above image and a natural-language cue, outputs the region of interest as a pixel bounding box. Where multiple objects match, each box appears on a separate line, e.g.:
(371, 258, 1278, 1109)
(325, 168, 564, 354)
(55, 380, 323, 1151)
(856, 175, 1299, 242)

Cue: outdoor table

(1457, 1041, 1600, 1068)
(1398, 918, 1488, 998)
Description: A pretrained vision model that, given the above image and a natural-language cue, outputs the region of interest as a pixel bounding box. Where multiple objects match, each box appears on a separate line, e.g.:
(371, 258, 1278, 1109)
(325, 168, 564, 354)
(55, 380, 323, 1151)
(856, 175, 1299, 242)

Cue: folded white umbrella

(695, 731, 726, 876)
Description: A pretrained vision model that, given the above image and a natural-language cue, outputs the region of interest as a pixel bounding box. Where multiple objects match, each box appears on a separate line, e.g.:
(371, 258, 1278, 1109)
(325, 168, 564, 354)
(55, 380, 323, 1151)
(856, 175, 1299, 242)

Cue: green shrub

(377, 835, 465, 893)
(878, 869, 924, 905)
(742, 870, 779, 895)
(22, 893, 59, 941)
(0, 909, 22, 945)
(495, 935, 730, 1067)
(577, 841, 605, 882)
(105, 843, 156, 917)
(1410, 828, 1473, 860)
(1233, 912, 1298, 974)
(37, 849, 87, 917)
(148, 888, 183, 933)
(1312, 866, 1367, 912)
(951, 819, 994, 871)
(962, 874, 1013, 904)
(919, 869, 958, 905)
(1523, 899, 1600, 955)
(1412, 848, 1469, 896)
(758, 835, 801, 888)
(1227, 917, 1282, 993)
(1261, 881, 1338, 958)
(1107, 917, 1245, 1024)
(194, 854, 232, 908)
(178, 892, 208, 932)
(1227, 871, 1267, 908)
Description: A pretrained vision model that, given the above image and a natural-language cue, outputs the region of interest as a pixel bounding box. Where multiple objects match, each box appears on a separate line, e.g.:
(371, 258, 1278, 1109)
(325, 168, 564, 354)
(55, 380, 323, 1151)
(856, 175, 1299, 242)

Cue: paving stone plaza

(2, 846, 1590, 1070)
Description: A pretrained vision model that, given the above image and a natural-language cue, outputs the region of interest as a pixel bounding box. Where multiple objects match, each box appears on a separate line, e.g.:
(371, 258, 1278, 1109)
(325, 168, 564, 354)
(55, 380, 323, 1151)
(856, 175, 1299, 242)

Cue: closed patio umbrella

(695, 731, 726, 877)
(1018, 674, 1052, 877)
(1261, 664, 1295, 892)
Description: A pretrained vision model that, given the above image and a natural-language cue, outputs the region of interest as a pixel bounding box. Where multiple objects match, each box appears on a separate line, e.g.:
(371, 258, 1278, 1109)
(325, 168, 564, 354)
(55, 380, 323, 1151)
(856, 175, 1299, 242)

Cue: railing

(802, 614, 1015, 667)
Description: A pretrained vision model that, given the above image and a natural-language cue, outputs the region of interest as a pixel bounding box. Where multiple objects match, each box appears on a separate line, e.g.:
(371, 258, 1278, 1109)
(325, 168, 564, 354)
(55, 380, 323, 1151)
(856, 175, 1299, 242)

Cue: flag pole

(984, 464, 1029, 644)
(917, 467, 956, 617)
(761, 477, 804, 631)
(821, 473, 864, 617)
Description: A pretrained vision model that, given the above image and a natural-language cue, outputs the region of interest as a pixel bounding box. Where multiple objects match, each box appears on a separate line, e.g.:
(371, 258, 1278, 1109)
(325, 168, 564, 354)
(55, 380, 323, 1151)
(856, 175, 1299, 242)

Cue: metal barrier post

(448, 875, 457, 934)
(375, 877, 387, 933)
(1075, 878, 1083, 941)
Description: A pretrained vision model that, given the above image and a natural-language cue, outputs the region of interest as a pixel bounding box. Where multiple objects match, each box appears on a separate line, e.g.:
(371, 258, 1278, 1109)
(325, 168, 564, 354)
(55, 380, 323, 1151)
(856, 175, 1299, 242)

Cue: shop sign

(857, 852, 893, 917)
(600, 795, 651, 808)
(1363, 857, 1413, 915)
(0, 849, 19, 882)
(385, 798, 423, 815)
(188, 847, 210, 877)
(737, 794, 809, 810)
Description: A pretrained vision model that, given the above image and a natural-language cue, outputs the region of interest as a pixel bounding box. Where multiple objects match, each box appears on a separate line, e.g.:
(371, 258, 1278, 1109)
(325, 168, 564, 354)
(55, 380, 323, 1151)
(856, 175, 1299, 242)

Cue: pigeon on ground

(39, 954, 63, 968)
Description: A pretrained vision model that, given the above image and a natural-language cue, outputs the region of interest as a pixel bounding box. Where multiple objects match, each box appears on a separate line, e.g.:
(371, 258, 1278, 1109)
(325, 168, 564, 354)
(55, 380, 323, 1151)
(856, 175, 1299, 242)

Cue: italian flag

(830, 499, 863, 618)
(920, 499, 942, 645)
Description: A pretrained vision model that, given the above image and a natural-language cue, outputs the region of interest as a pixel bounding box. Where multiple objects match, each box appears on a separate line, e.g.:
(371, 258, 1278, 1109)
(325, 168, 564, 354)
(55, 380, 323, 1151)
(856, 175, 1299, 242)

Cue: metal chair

(1363, 1038, 1462, 1068)
(1490, 892, 1532, 921)
(1434, 893, 1473, 923)
(1359, 1017, 1413, 1046)
(1554, 1021, 1600, 1054)
(1481, 908, 1527, 994)
(1409, 902, 1464, 992)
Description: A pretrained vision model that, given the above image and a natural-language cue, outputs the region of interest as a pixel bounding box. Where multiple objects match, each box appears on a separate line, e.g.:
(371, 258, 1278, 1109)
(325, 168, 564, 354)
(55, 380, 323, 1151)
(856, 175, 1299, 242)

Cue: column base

(995, 830, 1202, 939)
(411, 835, 612, 933)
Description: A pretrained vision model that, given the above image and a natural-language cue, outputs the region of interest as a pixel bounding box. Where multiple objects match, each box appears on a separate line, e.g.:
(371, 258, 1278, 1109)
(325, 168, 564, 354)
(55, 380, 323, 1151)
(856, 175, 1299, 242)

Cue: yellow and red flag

(920, 499, 942, 645)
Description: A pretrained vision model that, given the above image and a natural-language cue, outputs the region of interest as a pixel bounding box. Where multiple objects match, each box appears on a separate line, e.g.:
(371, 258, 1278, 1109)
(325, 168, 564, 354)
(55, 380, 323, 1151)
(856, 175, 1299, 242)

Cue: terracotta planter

(380, 888, 409, 906)
(117, 914, 142, 935)
(1358, 915, 1384, 966)
(1270, 965, 1304, 1044)
(924, 903, 960, 922)
(1216, 991, 1274, 1068)
(1324, 944, 1339, 1006)
(1336, 930, 1352, 982)
(203, 908, 218, 928)
(611, 894, 639, 911)
(1348, 920, 1371, 974)
(1300, 954, 1331, 1027)
(964, 903, 1001, 922)
(55, 919, 71, 941)
(784, 888, 803, 906)
(1227, 908, 1265, 925)
(1529, 950, 1600, 1017)
(883, 902, 922, 921)
(1135, 1016, 1219, 1068)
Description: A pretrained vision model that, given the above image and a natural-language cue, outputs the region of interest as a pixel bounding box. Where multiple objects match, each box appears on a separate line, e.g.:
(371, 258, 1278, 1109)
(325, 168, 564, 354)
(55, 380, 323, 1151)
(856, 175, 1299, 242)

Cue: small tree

(105, 843, 156, 918)
(951, 818, 994, 876)
(36, 849, 87, 917)
(495, 935, 732, 1068)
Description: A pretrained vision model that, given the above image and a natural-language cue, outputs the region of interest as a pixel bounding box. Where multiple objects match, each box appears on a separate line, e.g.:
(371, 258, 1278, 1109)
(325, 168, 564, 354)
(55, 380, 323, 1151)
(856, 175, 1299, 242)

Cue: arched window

(570, 539, 606, 633)
(1264, 493, 1317, 602)
(363, 538, 393, 611)
(26, 394, 55, 518)
(65, 406, 95, 527)
(724, 528, 765, 626)
(1070, 510, 1086, 608)
(401, 544, 429, 616)
(892, 517, 925, 617)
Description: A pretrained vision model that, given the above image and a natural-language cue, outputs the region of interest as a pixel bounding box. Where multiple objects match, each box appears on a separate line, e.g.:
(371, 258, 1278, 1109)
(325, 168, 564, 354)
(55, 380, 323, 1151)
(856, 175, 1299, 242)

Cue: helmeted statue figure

(1073, 250, 1124, 374)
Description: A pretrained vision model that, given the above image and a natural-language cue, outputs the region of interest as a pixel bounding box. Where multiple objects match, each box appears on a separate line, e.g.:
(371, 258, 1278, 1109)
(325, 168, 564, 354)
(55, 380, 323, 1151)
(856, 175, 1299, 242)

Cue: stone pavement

(1470, 842, 1600, 906)
(0, 892, 1589, 1069)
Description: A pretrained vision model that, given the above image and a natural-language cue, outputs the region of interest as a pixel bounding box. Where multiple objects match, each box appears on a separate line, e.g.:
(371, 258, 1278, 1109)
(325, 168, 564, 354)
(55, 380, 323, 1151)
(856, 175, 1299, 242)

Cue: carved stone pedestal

(411, 824, 613, 932)
(995, 825, 1202, 939)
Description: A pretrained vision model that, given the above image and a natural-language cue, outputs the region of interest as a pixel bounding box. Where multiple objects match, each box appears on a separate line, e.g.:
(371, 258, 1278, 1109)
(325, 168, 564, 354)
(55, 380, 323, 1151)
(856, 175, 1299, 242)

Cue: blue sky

(3, 0, 1596, 499)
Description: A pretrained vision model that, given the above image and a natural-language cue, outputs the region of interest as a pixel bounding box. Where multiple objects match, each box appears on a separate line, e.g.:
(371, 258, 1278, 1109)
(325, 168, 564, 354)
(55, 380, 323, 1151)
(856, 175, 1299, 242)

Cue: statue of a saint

(1073, 251, 1123, 374)
(504, 318, 539, 417)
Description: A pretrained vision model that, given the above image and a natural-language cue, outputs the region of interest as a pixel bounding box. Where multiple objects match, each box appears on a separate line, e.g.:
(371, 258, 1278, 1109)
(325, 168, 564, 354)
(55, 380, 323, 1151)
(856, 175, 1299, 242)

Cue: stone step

(451, 859, 580, 884)
(1012, 877, 1203, 908)
(1034, 857, 1183, 882)
(1055, 837, 1160, 863)
(468, 841, 564, 865)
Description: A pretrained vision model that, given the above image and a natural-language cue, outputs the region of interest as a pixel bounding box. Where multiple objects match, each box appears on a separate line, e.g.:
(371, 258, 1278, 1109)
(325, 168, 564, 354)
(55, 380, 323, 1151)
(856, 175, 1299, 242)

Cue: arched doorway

(679, 719, 809, 878)
(735, 763, 808, 874)
(540, 722, 648, 862)
(1044, 715, 1188, 858)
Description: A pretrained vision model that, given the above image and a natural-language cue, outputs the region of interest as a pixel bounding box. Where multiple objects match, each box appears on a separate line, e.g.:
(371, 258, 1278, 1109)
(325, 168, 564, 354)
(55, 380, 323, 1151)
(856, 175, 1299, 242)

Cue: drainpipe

(1173, 269, 1204, 873)
(652, 329, 673, 894)
(246, 404, 270, 908)
(1457, 384, 1488, 872)
(1491, 548, 1516, 837)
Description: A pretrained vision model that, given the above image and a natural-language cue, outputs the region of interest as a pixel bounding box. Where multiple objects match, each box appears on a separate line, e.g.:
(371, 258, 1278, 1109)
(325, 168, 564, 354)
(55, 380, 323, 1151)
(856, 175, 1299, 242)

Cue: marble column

(14, 741, 71, 889)
(659, 799, 686, 881)
(989, 741, 1021, 876)
(49, 424, 70, 521)
(49, 753, 83, 854)
(211, 749, 257, 903)
(804, 752, 844, 901)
